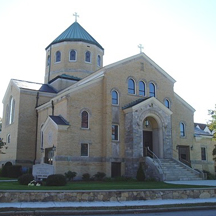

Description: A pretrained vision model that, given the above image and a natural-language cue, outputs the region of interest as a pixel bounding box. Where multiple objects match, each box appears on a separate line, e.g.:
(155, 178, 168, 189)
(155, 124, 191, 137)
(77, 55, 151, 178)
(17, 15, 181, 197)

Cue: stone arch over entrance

(142, 114, 163, 158)
(123, 97, 173, 177)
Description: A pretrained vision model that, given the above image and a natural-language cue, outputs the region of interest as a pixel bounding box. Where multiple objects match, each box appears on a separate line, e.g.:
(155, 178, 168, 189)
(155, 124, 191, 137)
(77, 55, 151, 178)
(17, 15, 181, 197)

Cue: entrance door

(44, 148, 53, 164)
(143, 131, 153, 150)
(178, 146, 191, 167)
(143, 131, 153, 157)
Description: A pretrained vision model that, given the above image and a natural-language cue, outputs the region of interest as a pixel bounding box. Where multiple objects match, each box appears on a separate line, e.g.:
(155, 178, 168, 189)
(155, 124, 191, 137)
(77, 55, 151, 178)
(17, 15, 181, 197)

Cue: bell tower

(44, 14, 104, 83)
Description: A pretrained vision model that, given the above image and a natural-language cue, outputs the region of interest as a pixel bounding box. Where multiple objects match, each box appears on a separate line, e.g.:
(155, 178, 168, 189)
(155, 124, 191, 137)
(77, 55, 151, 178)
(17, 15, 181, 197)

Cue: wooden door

(178, 146, 191, 167)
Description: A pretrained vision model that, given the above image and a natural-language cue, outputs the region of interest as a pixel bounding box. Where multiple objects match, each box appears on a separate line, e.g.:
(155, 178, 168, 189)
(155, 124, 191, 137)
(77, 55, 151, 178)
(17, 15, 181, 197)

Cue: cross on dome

(138, 44, 144, 53)
(73, 12, 79, 22)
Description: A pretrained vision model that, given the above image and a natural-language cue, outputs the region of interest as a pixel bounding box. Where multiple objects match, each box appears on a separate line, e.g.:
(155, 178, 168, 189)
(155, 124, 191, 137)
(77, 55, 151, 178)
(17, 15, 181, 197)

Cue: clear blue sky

(0, 0, 215, 123)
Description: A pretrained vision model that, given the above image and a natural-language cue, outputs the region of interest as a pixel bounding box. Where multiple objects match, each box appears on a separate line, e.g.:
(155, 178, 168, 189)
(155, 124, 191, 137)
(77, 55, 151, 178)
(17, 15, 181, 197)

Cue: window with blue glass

(85, 51, 91, 62)
(47, 55, 50, 66)
(128, 79, 135, 94)
(149, 83, 155, 97)
(55, 51, 61, 62)
(180, 123, 185, 137)
(112, 125, 119, 141)
(139, 81, 145, 96)
(70, 50, 76, 61)
(112, 90, 118, 105)
(97, 55, 101, 66)
(164, 99, 170, 109)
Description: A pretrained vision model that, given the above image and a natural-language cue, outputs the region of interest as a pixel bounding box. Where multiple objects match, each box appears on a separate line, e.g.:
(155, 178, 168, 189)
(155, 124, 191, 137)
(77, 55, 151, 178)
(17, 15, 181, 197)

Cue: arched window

(128, 79, 135, 94)
(70, 50, 76, 61)
(55, 51, 61, 62)
(149, 83, 156, 97)
(112, 90, 119, 105)
(97, 55, 101, 66)
(85, 51, 91, 63)
(9, 97, 15, 124)
(180, 123, 185, 137)
(7, 134, 11, 143)
(47, 55, 50, 66)
(164, 99, 170, 109)
(139, 81, 145, 96)
(81, 111, 89, 128)
(6, 104, 10, 125)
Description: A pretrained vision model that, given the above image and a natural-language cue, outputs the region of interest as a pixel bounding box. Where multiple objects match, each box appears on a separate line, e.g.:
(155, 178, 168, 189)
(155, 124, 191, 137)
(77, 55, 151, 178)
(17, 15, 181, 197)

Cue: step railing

(146, 147, 164, 176)
(172, 158, 205, 179)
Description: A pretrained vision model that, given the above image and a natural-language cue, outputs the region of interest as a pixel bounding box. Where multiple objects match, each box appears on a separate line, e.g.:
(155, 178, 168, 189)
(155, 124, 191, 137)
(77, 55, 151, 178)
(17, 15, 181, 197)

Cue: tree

(0, 138, 6, 154)
(0, 117, 2, 132)
(208, 105, 216, 140)
(208, 105, 216, 161)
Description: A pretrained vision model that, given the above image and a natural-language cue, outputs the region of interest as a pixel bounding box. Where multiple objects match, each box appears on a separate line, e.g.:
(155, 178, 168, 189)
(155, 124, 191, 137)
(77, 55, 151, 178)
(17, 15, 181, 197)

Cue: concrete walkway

(165, 180, 216, 186)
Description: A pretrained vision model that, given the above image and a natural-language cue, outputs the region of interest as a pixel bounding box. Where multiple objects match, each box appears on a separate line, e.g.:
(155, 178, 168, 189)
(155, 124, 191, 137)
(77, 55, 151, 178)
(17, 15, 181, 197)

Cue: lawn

(0, 180, 211, 190)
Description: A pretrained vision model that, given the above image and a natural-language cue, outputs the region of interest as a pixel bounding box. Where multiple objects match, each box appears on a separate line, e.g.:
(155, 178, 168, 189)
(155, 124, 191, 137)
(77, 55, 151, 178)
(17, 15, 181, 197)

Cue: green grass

(0, 180, 212, 190)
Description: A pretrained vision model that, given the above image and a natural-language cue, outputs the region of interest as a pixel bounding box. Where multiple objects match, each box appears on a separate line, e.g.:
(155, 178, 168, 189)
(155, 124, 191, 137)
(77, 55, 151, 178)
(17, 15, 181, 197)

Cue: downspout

(51, 100, 54, 116)
(48, 45, 52, 83)
(34, 91, 39, 164)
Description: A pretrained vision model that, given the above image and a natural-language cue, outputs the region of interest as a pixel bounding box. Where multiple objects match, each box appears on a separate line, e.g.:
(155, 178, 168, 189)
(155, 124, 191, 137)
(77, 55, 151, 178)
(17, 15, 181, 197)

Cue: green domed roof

(46, 22, 103, 50)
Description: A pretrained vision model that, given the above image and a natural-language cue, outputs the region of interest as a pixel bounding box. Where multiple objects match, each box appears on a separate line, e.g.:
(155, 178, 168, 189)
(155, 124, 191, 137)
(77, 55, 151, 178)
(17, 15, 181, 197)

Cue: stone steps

(160, 159, 203, 181)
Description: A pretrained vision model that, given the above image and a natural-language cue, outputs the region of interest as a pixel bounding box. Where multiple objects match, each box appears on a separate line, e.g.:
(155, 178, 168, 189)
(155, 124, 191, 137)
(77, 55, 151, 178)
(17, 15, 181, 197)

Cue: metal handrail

(146, 147, 164, 175)
(172, 157, 203, 176)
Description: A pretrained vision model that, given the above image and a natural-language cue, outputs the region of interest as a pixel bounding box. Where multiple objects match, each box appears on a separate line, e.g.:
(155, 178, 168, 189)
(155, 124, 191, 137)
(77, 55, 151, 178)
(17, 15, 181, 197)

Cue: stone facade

(0, 188, 215, 202)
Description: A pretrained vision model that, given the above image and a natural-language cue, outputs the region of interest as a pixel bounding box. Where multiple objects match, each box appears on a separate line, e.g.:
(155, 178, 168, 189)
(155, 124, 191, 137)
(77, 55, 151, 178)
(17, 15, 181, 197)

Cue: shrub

(7, 165, 22, 178)
(18, 174, 34, 185)
(93, 172, 106, 181)
(64, 171, 77, 181)
(82, 173, 90, 181)
(136, 163, 145, 181)
(203, 170, 216, 180)
(1, 162, 12, 177)
(46, 174, 67, 186)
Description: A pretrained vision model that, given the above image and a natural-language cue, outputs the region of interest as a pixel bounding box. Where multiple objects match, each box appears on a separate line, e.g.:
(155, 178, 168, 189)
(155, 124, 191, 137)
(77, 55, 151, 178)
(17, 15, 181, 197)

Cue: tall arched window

(164, 99, 170, 109)
(70, 49, 76, 61)
(112, 90, 119, 105)
(180, 123, 185, 137)
(6, 104, 10, 125)
(97, 55, 101, 66)
(47, 55, 50, 66)
(85, 51, 91, 62)
(81, 111, 89, 128)
(7, 134, 11, 143)
(55, 51, 61, 62)
(139, 81, 145, 96)
(9, 97, 15, 124)
(128, 79, 135, 94)
(149, 83, 156, 97)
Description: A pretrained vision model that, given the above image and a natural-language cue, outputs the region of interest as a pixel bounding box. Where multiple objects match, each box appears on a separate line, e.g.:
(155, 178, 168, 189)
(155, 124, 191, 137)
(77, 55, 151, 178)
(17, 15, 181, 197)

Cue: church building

(1, 16, 215, 180)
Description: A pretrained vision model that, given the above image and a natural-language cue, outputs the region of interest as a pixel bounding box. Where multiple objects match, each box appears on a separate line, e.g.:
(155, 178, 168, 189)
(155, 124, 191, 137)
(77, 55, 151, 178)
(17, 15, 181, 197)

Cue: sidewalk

(0, 198, 216, 209)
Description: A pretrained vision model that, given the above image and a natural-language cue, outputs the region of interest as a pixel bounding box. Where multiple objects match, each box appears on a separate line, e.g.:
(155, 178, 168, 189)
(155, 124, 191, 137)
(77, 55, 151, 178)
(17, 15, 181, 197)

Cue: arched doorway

(143, 115, 163, 158)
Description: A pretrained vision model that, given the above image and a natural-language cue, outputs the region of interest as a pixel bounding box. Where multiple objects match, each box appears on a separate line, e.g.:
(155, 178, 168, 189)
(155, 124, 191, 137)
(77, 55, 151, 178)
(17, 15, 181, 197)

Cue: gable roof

(46, 22, 104, 50)
(122, 97, 150, 110)
(48, 74, 81, 84)
(194, 123, 207, 130)
(49, 115, 69, 125)
(194, 126, 212, 137)
(103, 52, 176, 84)
(12, 79, 57, 93)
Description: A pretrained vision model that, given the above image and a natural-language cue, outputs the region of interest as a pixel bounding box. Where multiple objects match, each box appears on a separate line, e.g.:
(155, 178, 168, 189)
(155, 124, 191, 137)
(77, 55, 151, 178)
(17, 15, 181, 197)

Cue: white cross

(138, 44, 144, 53)
(73, 12, 79, 22)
